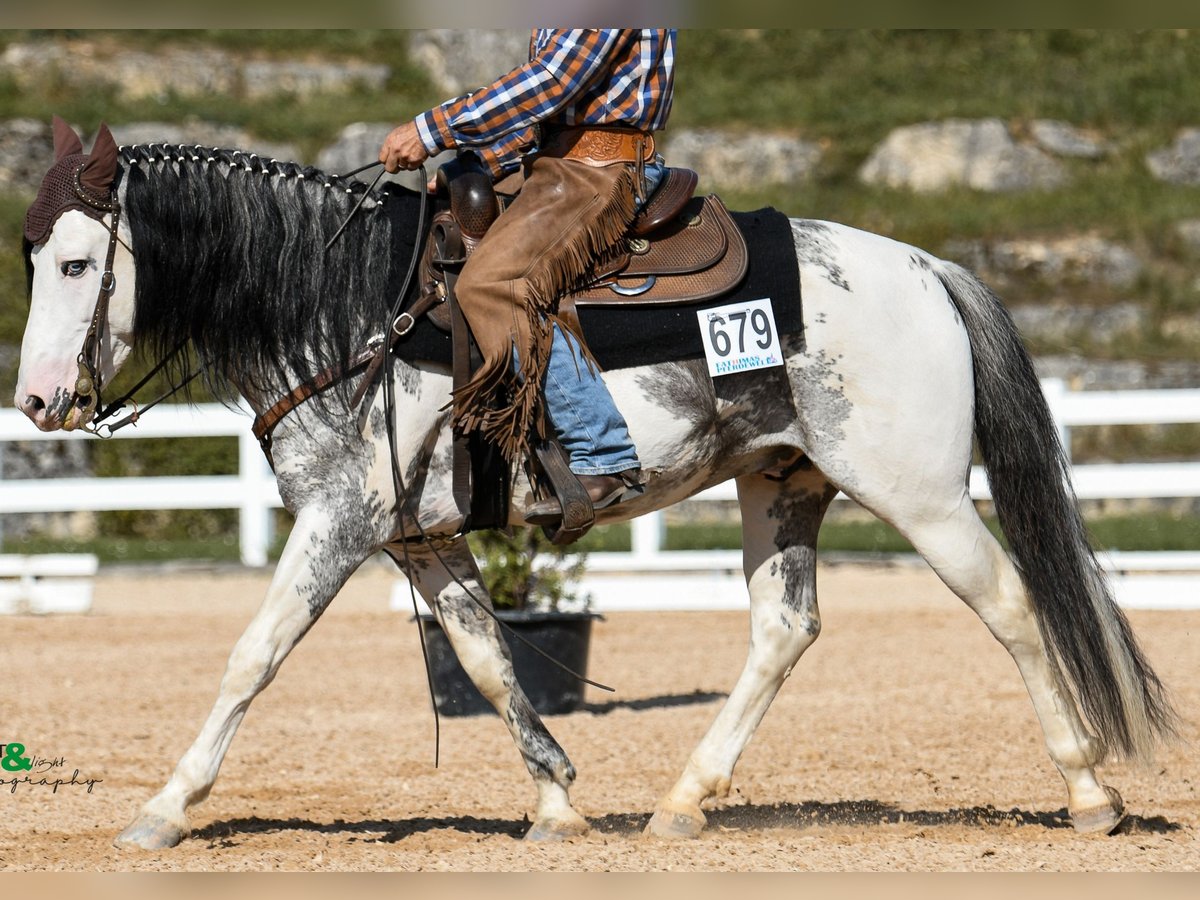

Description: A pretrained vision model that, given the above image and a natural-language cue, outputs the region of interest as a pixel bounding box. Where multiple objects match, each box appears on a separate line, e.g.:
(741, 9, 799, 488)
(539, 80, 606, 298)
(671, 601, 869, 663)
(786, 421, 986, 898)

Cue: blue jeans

(542, 325, 640, 476)
(514, 159, 663, 476)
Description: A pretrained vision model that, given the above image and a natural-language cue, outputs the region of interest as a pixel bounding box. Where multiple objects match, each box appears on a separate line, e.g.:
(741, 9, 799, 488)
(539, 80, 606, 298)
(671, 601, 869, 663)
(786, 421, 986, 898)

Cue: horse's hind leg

(646, 467, 836, 839)
(390, 537, 589, 841)
(887, 492, 1123, 833)
(114, 506, 372, 850)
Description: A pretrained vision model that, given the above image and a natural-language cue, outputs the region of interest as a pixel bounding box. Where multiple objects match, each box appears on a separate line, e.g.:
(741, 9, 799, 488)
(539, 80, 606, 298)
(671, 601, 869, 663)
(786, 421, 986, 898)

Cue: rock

(1030, 120, 1109, 158)
(859, 118, 1067, 192)
(0, 118, 55, 193)
(1009, 303, 1146, 344)
(315, 122, 455, 189)
(1160, 313, 1200, 343)
(1, 39, 388, 104)
(240, 60, 389, 100)
(1146, 128, 1200, 184)
(943, 234, 1142, 289)
(408, 30, 529, 95)
(103, 123, 300, 165)
(1172, 219, 1200, 253)
(661, 128, 821, 191)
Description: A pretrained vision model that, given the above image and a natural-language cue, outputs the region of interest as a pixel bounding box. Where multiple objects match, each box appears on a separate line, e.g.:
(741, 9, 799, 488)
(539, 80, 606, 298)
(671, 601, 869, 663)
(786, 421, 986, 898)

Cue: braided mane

(118, 143, 425, 405)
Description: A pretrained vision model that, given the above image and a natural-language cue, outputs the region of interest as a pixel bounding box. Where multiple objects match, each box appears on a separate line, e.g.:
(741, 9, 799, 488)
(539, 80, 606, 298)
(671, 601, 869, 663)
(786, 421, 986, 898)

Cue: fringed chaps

(449, 154, 638, 463)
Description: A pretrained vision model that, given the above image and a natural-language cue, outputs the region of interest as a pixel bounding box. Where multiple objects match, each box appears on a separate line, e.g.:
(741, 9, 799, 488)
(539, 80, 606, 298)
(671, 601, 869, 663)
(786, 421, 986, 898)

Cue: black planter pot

(417, 610, 600, 717)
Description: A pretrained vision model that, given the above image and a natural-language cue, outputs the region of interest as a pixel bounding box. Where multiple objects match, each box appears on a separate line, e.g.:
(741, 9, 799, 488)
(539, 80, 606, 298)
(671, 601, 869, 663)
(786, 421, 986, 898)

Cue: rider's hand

(379, 121, 431, 173)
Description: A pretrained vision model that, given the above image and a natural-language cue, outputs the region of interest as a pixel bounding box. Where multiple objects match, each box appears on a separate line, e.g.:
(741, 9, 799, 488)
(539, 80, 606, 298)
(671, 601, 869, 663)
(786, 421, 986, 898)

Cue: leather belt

(537, 125, 655, 167)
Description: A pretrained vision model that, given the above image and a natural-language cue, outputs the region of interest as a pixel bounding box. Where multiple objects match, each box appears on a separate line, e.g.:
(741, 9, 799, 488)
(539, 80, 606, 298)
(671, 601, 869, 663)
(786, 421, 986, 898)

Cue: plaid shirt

(415, 29, 675, 177)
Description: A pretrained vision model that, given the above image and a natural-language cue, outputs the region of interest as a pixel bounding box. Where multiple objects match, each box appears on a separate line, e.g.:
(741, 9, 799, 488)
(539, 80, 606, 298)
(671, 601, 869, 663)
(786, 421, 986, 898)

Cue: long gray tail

(934, 260, 1178, 762)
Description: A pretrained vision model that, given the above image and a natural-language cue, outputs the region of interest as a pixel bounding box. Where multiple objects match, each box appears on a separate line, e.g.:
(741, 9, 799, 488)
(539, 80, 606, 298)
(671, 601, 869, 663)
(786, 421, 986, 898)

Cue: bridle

(71, 167, 121, 431)
(69, 165, 197, 438)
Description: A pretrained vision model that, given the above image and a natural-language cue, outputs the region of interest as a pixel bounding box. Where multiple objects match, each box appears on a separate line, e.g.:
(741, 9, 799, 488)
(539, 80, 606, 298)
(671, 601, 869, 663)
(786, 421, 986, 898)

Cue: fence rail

(1, 379, 1199, 572)
(0, 403, 281, 566)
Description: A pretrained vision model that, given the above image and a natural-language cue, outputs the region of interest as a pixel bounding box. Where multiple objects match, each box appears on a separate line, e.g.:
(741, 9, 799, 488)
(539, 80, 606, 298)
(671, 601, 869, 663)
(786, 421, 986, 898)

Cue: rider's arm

(413, 29, 628, 178)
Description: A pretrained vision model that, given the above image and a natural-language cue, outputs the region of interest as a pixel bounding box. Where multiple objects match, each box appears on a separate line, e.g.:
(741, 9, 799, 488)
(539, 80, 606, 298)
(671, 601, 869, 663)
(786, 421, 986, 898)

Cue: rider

(379, 28, 675, 524)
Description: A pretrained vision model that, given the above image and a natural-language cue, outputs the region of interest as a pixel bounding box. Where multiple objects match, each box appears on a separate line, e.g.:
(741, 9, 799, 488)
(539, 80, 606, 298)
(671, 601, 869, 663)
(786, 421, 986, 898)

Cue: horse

(14, 121, 1177, 850)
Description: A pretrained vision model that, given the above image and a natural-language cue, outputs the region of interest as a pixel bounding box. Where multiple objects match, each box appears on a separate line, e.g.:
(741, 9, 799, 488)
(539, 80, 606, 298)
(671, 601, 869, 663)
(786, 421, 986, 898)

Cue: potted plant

(416, 526, 599, 716)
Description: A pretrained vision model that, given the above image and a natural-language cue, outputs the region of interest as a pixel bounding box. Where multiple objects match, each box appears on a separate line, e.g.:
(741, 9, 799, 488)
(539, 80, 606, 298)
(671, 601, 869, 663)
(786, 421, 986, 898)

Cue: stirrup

(530, 440, 594, 545)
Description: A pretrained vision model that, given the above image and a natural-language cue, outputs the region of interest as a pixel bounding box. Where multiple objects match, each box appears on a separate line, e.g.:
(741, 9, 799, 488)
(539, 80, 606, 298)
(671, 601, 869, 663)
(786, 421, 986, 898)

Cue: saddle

(414, 152, 749, 544)
(421, 155, 749, 336)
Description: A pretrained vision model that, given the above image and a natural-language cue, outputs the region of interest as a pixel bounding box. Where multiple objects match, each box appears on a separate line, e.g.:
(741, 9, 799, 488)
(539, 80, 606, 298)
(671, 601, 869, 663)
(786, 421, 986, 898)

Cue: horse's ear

(52, 115, 84, 160)
(80, 122, 119, 197)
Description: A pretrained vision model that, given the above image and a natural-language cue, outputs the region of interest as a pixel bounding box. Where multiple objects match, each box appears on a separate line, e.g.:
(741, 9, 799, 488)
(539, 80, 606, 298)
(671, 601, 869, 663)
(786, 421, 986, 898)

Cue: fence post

(631, 511, 665, 561)
(1041, 377, 1071, 459)
(238, 429, 272, 567)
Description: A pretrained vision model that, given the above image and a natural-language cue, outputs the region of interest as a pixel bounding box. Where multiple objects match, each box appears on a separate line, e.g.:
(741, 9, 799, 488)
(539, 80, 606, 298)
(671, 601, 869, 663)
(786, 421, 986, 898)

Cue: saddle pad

(392, 206, 799, 374)
(577, 206, 800, 371)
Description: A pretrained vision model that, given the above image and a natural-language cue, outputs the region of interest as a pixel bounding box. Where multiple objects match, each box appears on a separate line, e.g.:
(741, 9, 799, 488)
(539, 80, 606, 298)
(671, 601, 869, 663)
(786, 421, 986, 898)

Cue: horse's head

(15, 117, 135, 432)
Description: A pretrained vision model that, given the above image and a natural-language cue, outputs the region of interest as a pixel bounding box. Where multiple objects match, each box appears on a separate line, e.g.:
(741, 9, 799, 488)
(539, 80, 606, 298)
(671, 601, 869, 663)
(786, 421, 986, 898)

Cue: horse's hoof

(114, 813, 189, 850)
(1071, 785, 1125, 835)
(524, 814, 590, 842)
(644, 807, 706, 839)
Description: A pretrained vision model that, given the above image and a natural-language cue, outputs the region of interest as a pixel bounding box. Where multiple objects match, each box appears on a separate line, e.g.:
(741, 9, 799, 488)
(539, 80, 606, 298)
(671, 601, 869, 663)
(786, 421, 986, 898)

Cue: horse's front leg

(115, 505, 373, 850)
(390, 537, 589, 841)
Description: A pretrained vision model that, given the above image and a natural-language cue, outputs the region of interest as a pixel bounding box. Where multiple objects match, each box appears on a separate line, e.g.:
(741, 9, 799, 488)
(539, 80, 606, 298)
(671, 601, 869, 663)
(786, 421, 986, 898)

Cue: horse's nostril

(24, 394, 46, 413)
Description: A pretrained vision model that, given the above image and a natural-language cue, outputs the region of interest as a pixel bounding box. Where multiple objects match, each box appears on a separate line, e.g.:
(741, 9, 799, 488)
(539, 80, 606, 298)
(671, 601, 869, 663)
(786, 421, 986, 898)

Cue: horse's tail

(932, 259, 1178, 763)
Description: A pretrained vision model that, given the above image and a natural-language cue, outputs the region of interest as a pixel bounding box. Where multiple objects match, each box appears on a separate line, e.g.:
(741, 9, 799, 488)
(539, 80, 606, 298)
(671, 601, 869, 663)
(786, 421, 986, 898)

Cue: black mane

(119, 144, 426, 407)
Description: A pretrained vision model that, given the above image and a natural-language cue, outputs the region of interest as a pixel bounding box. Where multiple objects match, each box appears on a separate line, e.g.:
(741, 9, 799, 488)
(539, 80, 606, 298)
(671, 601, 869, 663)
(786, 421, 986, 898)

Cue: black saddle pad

(392, 206, 800, 372)
(577, 207, 799, 371)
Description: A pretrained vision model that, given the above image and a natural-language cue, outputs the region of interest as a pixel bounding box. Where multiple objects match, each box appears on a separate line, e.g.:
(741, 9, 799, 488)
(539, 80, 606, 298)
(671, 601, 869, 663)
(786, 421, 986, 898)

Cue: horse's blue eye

(60, 260, 88, 278)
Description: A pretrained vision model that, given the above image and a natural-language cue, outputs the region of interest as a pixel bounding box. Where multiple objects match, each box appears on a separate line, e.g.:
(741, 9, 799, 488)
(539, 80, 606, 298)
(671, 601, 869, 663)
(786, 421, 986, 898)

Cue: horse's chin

(60, 406, 92, 433)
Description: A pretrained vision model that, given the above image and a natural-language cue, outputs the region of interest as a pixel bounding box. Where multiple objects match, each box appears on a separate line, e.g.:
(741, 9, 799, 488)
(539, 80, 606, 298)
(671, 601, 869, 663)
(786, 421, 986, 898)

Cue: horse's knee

(220, 634, 283, 696)
(749, 558, 820, 638)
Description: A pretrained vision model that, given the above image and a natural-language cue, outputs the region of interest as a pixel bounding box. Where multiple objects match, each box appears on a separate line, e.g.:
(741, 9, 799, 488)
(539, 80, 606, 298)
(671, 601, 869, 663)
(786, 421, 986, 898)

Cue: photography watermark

(1, 742, 102, 794)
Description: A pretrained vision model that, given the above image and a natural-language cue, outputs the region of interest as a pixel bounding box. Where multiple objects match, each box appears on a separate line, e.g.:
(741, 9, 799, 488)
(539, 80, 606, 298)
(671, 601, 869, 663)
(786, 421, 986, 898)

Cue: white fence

(0, 402, 281, 566)
(1, 379, 1199, 579)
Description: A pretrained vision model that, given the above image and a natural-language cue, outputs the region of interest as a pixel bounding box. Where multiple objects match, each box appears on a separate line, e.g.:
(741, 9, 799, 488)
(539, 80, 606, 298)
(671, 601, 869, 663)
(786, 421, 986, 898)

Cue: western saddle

(411, 152, 749, 544)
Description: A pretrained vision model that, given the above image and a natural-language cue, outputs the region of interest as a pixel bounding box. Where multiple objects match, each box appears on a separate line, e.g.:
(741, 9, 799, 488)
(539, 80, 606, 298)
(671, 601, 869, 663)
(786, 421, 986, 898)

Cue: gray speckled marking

(635, 358, 799, 485)
(791, 220, 851, 292)
(368, 405, 390, 443)
(391, 359, 424, 398)
(404, 540, 575, 788)
(296, 488, 391, 617)
(270, 411, 402, 617)
(786, 336, 853, 458)
(766, 481, 838, 618)
(510, 696, 576, 784)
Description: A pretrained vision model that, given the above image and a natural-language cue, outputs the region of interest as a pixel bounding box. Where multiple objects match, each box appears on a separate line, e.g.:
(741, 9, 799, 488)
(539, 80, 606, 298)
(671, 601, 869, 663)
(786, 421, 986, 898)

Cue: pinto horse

(15, 121, 1176, 849)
